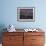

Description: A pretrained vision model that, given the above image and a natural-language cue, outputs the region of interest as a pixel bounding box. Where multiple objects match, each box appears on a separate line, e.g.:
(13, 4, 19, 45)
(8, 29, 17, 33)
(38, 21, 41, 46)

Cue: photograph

(17, 7, 35, 22)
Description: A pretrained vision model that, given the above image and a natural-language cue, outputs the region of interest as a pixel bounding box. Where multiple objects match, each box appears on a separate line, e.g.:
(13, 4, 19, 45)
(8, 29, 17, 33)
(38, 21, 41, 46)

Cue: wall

(0, 0, 46, 29)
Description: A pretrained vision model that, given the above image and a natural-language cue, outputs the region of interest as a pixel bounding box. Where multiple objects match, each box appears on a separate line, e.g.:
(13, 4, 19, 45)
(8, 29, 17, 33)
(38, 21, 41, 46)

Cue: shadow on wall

(0, 24, 7, 43)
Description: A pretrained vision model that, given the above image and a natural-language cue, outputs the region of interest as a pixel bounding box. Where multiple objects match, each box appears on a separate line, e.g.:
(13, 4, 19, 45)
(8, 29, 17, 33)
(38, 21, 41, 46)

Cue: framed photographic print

(17, 7, 35, 22)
